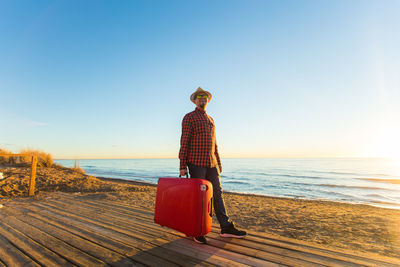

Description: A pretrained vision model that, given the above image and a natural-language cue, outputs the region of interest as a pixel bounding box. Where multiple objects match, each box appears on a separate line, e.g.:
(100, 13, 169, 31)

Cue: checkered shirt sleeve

(179, 113, 192, 170)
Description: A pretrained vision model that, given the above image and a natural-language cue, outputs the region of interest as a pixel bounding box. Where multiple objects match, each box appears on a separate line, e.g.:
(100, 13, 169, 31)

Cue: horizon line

(54, 156, 396, 160)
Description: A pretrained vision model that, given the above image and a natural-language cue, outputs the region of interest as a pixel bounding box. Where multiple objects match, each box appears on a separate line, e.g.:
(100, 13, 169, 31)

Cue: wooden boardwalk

(0, 192, 399, 267)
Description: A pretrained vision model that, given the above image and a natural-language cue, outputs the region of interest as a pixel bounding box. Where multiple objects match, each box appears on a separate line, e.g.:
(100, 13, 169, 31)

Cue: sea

(55, 158, 400, 210)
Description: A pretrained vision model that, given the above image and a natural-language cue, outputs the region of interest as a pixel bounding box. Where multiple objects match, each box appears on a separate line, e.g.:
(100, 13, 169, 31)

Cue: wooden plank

(3, 212, 138, 267)
(148, 237, 253, 267)
(206, 233, 352, 267)
(0, 221, 73, 266)
(31, 200, 267, 266)
(70, 193, 400, 266)
(50, 195, 155, 222)
(42, 197, 178, 237)
(42, 197, 314, 266)
(32, 201, 162, 241)
(0, 214, 106, 266)
(81, 196, 398, 267)
(209, 229, 400, 267)
(58, 194, 400, 267)
(39, 201, 236, 267)
(38, 198, 174, 241)
(67, 197, 334, 264)
(5, 195, 242, 267)
(130, 222, 312, 267)
(243, 229, 400, 266)
(6, 193, 400, 267)
(36, 199, 313, 266)
(70, 194, 156, 216)
(16, 205, 217, 267)
(43, 197, 347, 266)
(4, 207, 180, 267)
(152, 237, 281, 267)
(25, 202, 211, 267)
(36, 203, 234, 267)
(0, 231, 39, 267)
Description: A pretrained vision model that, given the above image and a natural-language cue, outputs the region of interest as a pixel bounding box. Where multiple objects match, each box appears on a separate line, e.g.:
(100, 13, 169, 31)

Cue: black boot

(220, 222, 246, 238)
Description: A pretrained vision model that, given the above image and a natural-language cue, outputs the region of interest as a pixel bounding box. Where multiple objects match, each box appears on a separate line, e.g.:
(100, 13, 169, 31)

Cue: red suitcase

(154, 177, 213, 237)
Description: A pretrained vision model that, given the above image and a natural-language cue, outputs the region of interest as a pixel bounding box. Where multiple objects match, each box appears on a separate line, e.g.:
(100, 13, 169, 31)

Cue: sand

(1, 164, 400, 258)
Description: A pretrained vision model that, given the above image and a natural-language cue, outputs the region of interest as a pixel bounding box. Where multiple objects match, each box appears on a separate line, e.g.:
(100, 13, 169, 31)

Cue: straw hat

(190, 87, 212, 103)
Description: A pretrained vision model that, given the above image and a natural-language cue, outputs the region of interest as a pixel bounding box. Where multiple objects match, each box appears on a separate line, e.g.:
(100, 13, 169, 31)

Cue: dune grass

(19, 149, 53, 167)
(0, 148, 53, 168)
(0, 148, 12, 164)
(0, 147, 85, 174)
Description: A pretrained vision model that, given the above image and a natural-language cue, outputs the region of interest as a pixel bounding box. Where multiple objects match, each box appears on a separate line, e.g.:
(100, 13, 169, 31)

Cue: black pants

(188, 164, 230, 228)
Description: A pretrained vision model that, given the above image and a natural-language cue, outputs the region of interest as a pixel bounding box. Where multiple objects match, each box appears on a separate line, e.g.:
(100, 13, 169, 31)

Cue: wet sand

(1, 165, 400, 258)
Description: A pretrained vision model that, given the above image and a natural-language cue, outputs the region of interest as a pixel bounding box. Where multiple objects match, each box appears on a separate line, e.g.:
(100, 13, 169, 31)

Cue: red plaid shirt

(179, 107, 222, 171)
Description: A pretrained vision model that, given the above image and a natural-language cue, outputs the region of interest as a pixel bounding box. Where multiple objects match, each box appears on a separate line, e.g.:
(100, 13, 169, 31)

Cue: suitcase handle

(179, 174, 189, 178)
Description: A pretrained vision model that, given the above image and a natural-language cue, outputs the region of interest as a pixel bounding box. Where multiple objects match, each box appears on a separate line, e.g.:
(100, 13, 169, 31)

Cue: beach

(1, 164, 400, 259)
(55, 158, 400, 210)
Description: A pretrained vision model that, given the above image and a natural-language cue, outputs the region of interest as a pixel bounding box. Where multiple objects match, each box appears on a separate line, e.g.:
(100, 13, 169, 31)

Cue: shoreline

(97, 176, 157, 187)
(96, 176, 400, 211)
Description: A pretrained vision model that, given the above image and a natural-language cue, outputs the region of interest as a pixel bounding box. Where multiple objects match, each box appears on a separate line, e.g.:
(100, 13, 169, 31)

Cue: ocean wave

(285, 194, 306, 198)
(311, 189, 357, 200)
(308, 170, 362, 176)
(235, 172, 329, 180)
(316, 184, 393, 191)
(277, 174, 330, 179)
(314, 171, 397, 178)
(224, 181, 251, 186)
(371, 173, 397, 177)
(88, 170, 161, 180)
(261, 184, 281, 189)
(358, 178, 400, 184)
(367, 199, 400, 205)
(364, 194, 399, 201)
(283, 181, 394, 191)
(221, 175, 250, 181)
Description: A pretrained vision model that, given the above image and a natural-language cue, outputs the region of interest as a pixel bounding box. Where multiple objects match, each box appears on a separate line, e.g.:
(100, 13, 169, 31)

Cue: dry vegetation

(0, 148, 53, 167)
(0, 148, 12, 163)
(0, 165, 151, 198)
(0, 148, 151, 198)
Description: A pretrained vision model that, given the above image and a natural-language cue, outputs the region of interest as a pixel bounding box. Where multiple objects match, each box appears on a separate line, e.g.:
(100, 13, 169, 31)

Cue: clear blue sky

(1, 0, 399, 159)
